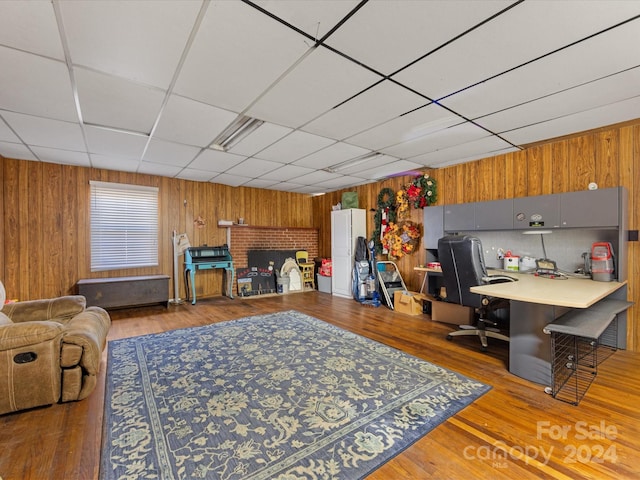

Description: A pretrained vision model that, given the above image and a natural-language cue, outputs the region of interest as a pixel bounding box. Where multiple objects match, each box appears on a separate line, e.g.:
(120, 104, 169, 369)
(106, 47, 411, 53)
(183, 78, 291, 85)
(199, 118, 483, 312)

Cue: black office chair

(437, 235, 515, 350)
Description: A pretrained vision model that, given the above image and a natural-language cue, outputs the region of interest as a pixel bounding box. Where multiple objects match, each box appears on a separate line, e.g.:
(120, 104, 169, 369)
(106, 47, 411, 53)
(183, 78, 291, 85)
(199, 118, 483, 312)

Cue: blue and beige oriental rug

(100, 310, 490, 479)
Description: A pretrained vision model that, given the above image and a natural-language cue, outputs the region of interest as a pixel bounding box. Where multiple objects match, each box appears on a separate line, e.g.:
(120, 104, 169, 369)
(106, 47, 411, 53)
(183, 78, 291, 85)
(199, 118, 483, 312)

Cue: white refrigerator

(331, 209, 367, 298)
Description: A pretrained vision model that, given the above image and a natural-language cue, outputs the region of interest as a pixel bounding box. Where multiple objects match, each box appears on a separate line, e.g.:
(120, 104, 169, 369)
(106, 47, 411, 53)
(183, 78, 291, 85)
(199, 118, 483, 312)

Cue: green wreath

(372, 188, 398, 255)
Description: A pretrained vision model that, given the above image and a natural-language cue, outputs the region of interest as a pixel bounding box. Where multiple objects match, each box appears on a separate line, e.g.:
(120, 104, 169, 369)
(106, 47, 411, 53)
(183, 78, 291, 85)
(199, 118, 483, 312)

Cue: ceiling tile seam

(435, 13, 640, 105)
(0, 113, 41, 161)
(387, 0, 526, 79)
(52, 0, 91, 166)
(137, 0, 212, 175)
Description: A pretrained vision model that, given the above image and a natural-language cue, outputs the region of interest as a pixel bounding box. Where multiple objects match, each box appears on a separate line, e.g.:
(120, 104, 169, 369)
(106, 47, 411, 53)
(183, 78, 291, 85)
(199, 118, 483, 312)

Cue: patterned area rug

(100, 310, 490, 480)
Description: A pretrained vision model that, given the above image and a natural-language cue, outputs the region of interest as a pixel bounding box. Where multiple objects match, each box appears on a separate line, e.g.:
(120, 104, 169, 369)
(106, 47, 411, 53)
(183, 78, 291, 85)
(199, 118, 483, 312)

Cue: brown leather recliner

(0, 282, 110, 415)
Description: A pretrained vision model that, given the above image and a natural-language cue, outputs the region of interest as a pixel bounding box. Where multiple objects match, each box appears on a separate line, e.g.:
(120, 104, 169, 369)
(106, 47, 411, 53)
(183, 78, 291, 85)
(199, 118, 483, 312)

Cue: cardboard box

(394, 291, 429, 316)
(317, 274, 331, 293)
(430, 297, 474, 325)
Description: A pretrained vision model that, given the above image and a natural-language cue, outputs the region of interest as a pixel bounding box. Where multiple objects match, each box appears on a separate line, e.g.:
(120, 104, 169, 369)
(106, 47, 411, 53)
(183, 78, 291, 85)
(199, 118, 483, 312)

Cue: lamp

(210, 115, 264, 152)
(323, 152, 383, 174)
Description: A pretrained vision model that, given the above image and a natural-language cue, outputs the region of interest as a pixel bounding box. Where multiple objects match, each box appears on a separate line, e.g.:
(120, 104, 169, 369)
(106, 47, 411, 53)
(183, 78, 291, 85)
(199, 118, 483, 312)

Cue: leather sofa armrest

(2, 296, 86, 323)
(62, 306, 111, 374)
(0, 321, 64, 350)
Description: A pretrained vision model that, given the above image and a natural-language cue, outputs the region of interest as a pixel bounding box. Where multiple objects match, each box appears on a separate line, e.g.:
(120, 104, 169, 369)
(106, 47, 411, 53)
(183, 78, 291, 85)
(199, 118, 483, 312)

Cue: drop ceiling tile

(252, 0, 360, 39)
(0, 47, 77, 122)
(0, 141, 37, 161)
(142, 138, 201, 167)
(75, 68, 165, 133)
(0, 118, 20, 143)
(138, 161, 184, 178)
(174, 0, 311, 113)
(263, 181, 304, 192)
(409, 135, 516, 167)
(225, 157, 283, 177)
(380, 121, 488, 159)
(501, 95, 640, 146)
(0, 1, 64, 59)
(260, 164, 315, 182)
(153, 95, 238, 147)
(247, 47, 381, 128)
(30, 146, 90, 167)
(292, 184, 328, 194)
(290, 169, 340, 185)
(85, 125, 148, 159)
(90, 153, 139, 173)
(2, 112, 84, 151)
(60, 0, 201, 89)
(346, 103, 462, 151)
(440, 19, 640, 120)
(326, 0, 511, 75)
(242, 178, 280, 189)
(210, 173, 253, 187)
(302, 80, 428, 140)
(333, 153, 399, 176)
(432, 146, 519, 168)
(187, 149, 246, 172)
(292, 142, 369, 169)
(227, 122, 292, 157)
(175, 168, 217, 182)
(314, 175, 365, 190)
(475, 67, 640, 133)
(395, 1, 640, 100)
(255, 130, 335, 163)
(351, 159, 424, 181)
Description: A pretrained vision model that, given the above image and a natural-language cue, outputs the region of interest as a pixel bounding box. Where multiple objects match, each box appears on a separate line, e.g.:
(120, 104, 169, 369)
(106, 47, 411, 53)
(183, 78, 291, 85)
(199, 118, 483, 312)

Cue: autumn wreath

(381, 220, 421, 259)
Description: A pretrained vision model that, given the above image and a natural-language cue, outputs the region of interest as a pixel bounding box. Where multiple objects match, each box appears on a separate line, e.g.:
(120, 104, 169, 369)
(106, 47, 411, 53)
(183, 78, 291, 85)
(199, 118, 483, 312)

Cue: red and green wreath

(406, 174, 437, 208)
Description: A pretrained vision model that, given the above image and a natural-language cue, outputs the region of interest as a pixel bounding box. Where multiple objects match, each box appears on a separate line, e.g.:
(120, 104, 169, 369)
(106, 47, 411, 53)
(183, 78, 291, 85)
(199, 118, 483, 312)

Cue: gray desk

(470, 273, 627, 386)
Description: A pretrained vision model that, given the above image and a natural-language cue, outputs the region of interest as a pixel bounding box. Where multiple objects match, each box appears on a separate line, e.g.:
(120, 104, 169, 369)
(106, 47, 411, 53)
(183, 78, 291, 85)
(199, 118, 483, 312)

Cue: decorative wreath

(396, 188, 410, 219)
(381, 221, 421, 259)
(372, 188, 397, 255)
(406, 174, 437, 208)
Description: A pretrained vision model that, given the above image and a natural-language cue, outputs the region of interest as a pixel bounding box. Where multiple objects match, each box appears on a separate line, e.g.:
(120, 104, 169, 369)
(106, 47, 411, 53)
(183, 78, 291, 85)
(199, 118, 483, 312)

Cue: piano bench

(77, 275, 170, 309)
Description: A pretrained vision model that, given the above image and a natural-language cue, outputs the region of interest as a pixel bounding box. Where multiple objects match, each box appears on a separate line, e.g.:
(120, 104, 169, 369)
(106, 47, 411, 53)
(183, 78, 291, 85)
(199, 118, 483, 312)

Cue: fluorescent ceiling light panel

(211, 115, 264, 152)
(323, 152, 383, 173)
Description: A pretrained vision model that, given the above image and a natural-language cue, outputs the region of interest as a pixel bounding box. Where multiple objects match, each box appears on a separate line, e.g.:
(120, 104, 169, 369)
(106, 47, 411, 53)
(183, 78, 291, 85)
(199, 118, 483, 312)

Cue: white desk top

(470, 272, 626, 308)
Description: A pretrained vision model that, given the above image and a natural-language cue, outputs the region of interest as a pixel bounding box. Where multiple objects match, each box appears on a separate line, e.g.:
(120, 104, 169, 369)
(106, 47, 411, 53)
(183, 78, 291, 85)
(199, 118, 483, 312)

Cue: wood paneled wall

(0, 160, 314, 302)
(312, 120, 640, 351)
(1, 119, 639, 350)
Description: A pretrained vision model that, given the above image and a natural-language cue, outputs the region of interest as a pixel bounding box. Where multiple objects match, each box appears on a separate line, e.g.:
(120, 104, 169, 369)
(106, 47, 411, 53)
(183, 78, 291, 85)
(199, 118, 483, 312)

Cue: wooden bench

(77, 275, 170, 310)
(543, 298, 633, 405)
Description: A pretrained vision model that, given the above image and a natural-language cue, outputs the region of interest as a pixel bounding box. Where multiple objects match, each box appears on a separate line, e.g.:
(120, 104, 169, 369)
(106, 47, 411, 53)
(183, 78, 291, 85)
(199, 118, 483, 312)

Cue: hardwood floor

(2, 292, 640, 479)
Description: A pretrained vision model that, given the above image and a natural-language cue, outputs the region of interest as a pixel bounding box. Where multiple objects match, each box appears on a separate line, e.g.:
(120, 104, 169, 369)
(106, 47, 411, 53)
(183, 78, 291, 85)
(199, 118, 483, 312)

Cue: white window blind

(90, 181, 159, 271)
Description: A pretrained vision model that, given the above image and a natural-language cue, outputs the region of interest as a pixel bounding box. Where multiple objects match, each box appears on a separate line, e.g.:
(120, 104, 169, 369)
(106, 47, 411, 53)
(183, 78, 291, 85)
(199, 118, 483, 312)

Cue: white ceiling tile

(255, 130, 335, 163)
(2, 112, 84, 151)
(174, 0, 311, 112)
(476, 67, 640, 133)
(501, 95, 640, 146)
(60, 0, 202, 88)
(210, 173, 253, 187)
(291, 169, 341, 185)
(0, 117, 21, 143)
(326, 0, 511, 75)
(0, 141, 37, 161)
(259, 164, 315, 182)
(90, 153, 139, 173)
(187, 149, 246, 172)
(409, 135, 516, 167)
(138, 161, 184, 178)
(252, 0, 360, 39)
(292, 142, 369, 169)
(380, 122, 488, 158)
(346, 103, 462, 151)
(142, 138, 201, 167)
(225, 158, 283, 177)
(431, 146, 519, 168)
(395, 0, 640, 100)
(352, 159, 425, 181)
(175, 168, 217, 182)
(30, 146, 91, 167)
(75, 68, 165, 133)
(242, 178, 281, 189)
(314, 175, 365, 190)
(333, 153, 399, 176)
(302, 80, 428, 140)
(247, 47, 381, 128)
(0, 47, 77, 122)
(0, 1, 64, 59)
(440, 19, 640, 119)
(85, 125, 148, 159)
(227, 122, 293, 157)
(154, 95, 238, 147)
